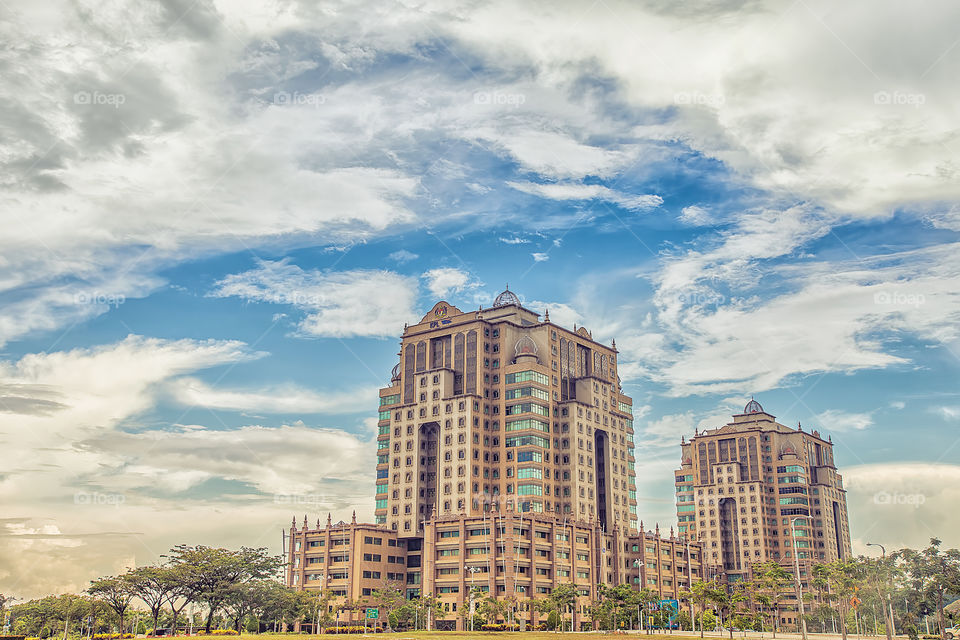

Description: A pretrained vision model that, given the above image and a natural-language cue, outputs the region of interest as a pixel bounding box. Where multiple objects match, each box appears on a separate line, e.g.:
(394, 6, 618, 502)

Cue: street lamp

(634, 560, 644, 632)
(467, 566, 480, 631)
(866, 542, 896, 640)
(686, 531, 702, 634)
(790, 516, 812, 640)
(314, 574, 325, 634)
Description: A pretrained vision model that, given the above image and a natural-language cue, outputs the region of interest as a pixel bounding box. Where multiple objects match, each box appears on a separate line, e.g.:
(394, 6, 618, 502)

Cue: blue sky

(1, 0, 959, 597)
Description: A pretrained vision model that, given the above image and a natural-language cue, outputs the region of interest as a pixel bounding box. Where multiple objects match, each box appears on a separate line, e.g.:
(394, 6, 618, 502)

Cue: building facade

(285, 289, 707, 631)
(287, 513, 706, 630)
(376, 289, 638, 534)
(675, 399, 853, 581)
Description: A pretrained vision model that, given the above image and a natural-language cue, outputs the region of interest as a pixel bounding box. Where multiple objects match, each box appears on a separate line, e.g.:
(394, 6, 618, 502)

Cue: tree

(754, 561, 792, 637)
(896, 538, 960, 640)
(681, 580, 716, 638)
(88, 575, 136, 635)
(548, 582, 578, 631)
(822, 559, 865, 640)
(127, 566, 173, 634)
(165, 545, 282, 632)
(368, 582, 405, 632)
(709, 580, 747, 639)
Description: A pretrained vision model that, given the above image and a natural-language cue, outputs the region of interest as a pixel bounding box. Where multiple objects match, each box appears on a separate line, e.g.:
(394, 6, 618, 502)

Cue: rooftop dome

(514, 335, 538, 357)
(744, 398, 763, 414)
(493, 285, 521, 307)
(391, 363, 401, 382)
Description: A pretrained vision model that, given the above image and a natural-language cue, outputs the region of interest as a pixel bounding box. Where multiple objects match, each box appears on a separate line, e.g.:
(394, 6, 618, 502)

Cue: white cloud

(508, 180, 663, 212)
(168, 378, 377, 415)
(531, 252, 550, 262)
(528, 300, 583, 328)
(421, 267, 478, 299)
(679, 205, 712, 226)
(388, 249, 419, 263)
(210, 260, 419, 338)
(468, 129, 631, 180)
(845, 463, 960, 550)
(817, 409, 874, 432)
(499, 236, 530, 244)
(933, 406, 960, 421)
(0, 335, 376, 597)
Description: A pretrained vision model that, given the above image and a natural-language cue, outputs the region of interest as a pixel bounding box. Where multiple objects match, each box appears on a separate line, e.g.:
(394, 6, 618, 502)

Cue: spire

(327, 512, 332, 528)
(316, 518, 320, 529)
(544, 308, 550, 321)
(302, 514, 307, 529)
(611, 338, 616, 349)
(291, 516, 297, 529)
(351, 510, 357, 524)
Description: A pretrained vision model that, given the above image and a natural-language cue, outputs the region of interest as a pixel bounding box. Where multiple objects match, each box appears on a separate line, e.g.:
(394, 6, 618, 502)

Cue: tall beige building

(376, 288, 638, 534)
(675, 400, 852, 580)
(286, 289, 709, 631)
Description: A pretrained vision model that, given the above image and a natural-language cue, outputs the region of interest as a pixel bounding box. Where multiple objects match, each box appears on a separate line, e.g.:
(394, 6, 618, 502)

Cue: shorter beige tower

(676, 400, 852, 581)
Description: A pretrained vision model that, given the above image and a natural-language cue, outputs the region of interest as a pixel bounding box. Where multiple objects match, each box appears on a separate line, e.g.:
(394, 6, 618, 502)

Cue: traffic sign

(366, 608, 378, 619)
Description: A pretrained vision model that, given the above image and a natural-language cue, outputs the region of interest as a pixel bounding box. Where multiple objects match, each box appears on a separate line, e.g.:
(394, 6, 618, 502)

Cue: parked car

(944, 626, 958, 640)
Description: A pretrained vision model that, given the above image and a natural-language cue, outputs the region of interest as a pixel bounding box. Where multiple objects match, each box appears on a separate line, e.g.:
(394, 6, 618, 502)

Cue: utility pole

(866, 543, 896, 640)
(791, 515, 812, 640)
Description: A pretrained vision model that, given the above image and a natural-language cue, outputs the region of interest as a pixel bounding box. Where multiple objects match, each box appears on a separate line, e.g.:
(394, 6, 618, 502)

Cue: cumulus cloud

(210, 260, 419, 338)
(679, 205, 712, 226)
(817, 409, 874, 432)
(421, 267, 478, 299)
(168, 378, 378, 415)
(508, 181, 664, 212)
(531, 252, 550, 262)
(0, 336, 376, 597)
(845, 463, 960, 550)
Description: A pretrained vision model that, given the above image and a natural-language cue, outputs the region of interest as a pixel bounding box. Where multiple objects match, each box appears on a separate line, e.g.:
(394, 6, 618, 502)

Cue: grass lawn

(187, 634, 704, 640)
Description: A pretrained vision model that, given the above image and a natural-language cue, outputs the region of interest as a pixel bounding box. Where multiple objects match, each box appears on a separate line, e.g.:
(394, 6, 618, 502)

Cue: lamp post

(791, 516, 812, 640)
(468, 566, 480, 631)
(634, 559, 644, 632)
(866, 543, 896, 640)
(686, 531, 701, 634)
(313, 574, 325, 634)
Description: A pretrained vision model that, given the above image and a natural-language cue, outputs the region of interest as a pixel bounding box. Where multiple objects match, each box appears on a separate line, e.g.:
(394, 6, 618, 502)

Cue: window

(505, 370, 549, 385)
(505, 418, 550, 433)
(504, 386, 550, 401)
(517, 467, 543, 479)
(517, 450, 542, 463)
(517, 483, 543, 496)
(505, 435, 550, 448)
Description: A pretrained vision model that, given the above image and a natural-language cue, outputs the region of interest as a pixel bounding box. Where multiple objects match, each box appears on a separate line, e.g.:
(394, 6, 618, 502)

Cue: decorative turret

(493, 284, 521, 307)
(327, 513, 332, 528)
(351, 510, 357, 524)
